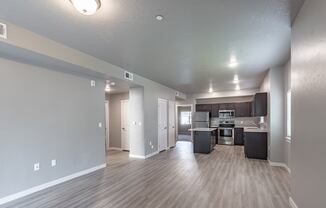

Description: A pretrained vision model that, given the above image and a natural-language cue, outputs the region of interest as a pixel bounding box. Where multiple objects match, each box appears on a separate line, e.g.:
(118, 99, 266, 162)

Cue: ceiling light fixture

(228, 56, 239, 68)
(233, 74, 239, 84)
(235, 84, 240, 91)
(70, 0, 101, 15)
(105, 80, 111, 92)
(155, 15, 164, 21)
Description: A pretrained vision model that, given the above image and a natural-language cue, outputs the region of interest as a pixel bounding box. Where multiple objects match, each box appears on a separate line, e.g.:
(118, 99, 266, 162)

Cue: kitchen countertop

(188, 128, 218, 132)
(243, 127, 269, 133)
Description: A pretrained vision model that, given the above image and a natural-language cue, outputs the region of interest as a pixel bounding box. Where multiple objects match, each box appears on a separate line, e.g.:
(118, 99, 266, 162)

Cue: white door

(158, 98, 168, 151)
(105, 101, 110, 151)
(168, 101, 176, 148)
(121, 100, 130, 151)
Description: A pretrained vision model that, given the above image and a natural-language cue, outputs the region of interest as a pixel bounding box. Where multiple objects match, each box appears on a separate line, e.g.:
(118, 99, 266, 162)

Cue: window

(181, 111, 192, 125)
(287, 90, 291, 138)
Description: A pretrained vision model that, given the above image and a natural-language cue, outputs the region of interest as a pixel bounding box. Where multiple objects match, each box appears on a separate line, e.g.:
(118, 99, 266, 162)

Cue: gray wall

(260, 67, 285, 163)
(0, 58, 106, 198)
(291, 0, 326, 207)
(177, 106, 191, 135)
(106, 93, 129, 148)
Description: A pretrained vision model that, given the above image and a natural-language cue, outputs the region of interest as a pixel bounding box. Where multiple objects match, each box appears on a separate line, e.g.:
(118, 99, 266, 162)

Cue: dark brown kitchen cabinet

(219, 103, 235, 111)
(235, 102, 252, 117)
(252, 93, 268, 117)
(211, 104, 219, 117)
(244, 132, 267, 160)
(196, 104, 212, 116)
(234, 128, 244, 145)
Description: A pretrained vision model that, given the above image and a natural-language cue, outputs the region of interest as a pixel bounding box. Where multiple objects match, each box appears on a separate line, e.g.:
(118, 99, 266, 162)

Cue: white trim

(269, 161, 291, 174)
(0, 164, 106, 205)
(289, 197, 298, 208)
(108, 147, 122, 151)
(145, 151, 159, 158)
(129, 154, 146, 159)
(129, 151, 159, 159)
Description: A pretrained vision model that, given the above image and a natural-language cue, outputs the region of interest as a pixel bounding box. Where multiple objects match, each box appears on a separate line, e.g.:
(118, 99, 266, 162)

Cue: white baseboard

(129, 151, 159, 159)
(268, 161, 291, 174)
(129, 154, 146, 159)
(0, 163, 106, 205)
(108, 147, 122, 151)
(145, 151, 159, 158)
(289, 197, 298, 208)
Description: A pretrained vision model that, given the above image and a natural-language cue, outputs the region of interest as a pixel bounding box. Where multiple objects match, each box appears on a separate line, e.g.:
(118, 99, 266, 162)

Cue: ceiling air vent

(124, 71, 134, 81)
(0, 23, 7, 39)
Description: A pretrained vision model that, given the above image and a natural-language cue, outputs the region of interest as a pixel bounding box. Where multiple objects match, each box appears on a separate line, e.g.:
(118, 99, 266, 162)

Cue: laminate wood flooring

(3, 142, 290, 208)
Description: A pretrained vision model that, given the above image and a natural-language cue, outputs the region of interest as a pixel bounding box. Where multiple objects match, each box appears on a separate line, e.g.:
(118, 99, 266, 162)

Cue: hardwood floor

(3, 142, 290, 208)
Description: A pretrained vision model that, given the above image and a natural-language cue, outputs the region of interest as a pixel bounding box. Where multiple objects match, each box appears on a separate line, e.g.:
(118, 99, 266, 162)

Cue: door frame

(105, 100, 110, 151)
(168, 100, 176, 148)
(121, 99, 130, 151)
(176, 104, 194, 140)
(158, 98, 168, 152)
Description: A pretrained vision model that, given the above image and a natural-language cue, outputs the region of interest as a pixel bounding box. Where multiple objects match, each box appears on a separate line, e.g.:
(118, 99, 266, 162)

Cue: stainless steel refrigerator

(192, 112, 210, 128)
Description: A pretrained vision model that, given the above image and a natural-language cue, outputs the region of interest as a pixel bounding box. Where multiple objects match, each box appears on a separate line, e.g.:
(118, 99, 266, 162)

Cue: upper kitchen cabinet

(235, 102, 252, 117)
(211, 104, 219, 117)
(196, 104, 212, 116)
(252, 93, 268, 117)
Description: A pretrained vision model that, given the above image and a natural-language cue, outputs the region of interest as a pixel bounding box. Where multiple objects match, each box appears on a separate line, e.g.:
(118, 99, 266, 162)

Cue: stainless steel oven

(218, 128, 234, 145)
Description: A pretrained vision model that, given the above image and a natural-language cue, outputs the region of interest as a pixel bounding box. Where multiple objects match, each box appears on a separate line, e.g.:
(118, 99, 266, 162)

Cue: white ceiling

(0, 0, 303, 94)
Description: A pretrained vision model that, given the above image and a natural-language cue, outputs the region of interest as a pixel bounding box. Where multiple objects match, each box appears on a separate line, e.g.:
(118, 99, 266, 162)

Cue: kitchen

(189, 92, 268, 160)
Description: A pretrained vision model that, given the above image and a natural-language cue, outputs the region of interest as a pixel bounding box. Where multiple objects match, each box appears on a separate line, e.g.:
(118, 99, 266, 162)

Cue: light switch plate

(34, 163, 40, 171)
(91, 80, 96, 87)
(98, 122, 103, 128)
(51, 160, 56, 167)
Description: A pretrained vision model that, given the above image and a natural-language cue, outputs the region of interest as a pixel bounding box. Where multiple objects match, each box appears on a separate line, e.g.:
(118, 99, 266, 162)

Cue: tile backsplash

(210, 117, 259, 127)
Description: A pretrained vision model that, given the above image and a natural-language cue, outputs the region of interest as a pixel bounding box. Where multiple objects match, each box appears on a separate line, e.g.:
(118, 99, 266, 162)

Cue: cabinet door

(253, 93, 267, 116)
(211, 104, 219, 117)
(196, 104, 212, 117)
(218, 103, 227, 110)
(234, 128, 244, 145)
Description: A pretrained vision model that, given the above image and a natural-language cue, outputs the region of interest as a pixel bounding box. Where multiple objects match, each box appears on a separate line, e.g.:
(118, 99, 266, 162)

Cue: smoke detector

(0, 23, 7, 39)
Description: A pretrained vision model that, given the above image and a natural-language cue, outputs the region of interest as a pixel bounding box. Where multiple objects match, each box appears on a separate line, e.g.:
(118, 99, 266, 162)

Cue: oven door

(218, 128, 234, 145)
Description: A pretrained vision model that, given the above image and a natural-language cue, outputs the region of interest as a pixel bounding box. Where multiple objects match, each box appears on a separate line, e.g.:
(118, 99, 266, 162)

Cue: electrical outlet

(51, 159, 56, 167)
(91, 80, 96, 87)
(34, 163, 40, 171)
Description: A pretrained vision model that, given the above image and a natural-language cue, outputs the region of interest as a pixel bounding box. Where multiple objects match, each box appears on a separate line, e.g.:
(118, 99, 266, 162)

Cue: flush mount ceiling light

(228, 56, 239, 68)
(70, 0, 101, 15)
(155, 15, 164, 21)
(233, 74, 239, 84)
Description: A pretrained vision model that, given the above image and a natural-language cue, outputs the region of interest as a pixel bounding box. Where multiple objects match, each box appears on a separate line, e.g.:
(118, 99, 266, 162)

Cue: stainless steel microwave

(219, 110, 235, 119)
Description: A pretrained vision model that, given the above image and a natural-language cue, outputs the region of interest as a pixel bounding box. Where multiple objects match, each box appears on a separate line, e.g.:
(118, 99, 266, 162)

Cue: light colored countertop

(188, 128, 218, 132)
(243, 127, 269, 133)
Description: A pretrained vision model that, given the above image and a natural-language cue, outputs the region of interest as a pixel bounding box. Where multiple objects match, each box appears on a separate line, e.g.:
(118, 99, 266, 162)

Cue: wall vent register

(124, 71, 134, 81)
(0, 22, 7, 39)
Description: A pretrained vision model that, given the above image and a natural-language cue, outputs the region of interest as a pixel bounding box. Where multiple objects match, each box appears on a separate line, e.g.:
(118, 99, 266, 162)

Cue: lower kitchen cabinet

(234, 128, 244, 145)
(244, 132, 267, 160)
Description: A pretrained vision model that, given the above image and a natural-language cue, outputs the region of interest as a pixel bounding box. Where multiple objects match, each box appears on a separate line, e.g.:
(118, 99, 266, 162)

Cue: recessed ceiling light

(233, 74, 239, 84)
(70, 0, 101, 15)
(155, 15, 164, 21)
(235, 84, 240, 91)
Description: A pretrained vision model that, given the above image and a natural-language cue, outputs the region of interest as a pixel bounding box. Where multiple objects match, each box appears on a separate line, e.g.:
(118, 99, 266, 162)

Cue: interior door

(105, 101, 110, 151)
(158, 98, 168, 151)
(168, 101, 176, 148)
(121, 100, 130, 151)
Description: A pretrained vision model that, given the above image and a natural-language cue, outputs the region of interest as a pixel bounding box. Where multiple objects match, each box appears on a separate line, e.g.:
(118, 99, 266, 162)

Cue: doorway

(177, 105, 192, 142)
(158, 98, 168, 152)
